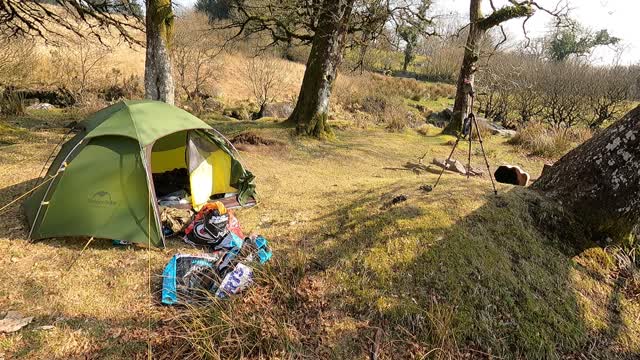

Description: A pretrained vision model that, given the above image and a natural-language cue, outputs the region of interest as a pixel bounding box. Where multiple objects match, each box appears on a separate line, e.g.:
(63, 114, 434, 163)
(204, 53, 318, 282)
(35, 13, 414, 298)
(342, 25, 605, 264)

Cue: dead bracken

(231, 132, 282, 146)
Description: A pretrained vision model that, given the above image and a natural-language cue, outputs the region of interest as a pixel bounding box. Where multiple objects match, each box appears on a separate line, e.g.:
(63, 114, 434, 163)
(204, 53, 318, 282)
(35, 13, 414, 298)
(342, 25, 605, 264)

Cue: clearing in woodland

(0, 107, 638, 359)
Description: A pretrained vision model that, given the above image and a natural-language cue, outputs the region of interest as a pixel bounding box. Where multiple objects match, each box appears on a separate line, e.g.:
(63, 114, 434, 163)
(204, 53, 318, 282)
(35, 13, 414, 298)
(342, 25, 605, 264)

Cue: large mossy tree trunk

(443, 0, 532, 135)
(286, 0, 354, 137)
(533, 106, 640, 245)
(145, 0, 175, 105)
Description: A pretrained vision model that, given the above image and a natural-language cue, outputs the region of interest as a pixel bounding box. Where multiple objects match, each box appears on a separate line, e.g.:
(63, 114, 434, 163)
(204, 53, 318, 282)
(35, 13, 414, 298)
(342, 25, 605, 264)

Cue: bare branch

(0, 0, 144, 45)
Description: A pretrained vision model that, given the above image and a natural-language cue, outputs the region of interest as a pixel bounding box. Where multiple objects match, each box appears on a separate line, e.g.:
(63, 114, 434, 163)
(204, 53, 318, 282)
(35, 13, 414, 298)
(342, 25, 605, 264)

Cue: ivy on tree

(548, 22, 620, 62)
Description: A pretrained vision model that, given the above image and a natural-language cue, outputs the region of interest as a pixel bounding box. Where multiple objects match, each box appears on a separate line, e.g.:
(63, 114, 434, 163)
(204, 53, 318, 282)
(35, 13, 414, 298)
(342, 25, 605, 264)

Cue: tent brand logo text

(88, 191, 117, 207)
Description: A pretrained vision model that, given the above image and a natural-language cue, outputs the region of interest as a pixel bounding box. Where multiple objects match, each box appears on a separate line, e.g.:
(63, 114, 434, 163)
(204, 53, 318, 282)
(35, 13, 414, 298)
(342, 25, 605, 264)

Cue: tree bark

(443, 0, 483, 135)
(533, 106, 640, 245)
(443, 0, 532, 135)
(145, 0, 175, 105)
(286, 0, 354, 137)
(402, 38, 415, 73)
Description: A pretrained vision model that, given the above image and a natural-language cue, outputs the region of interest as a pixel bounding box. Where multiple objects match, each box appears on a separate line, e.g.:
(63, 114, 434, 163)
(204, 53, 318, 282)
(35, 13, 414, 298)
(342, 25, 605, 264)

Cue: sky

(174, 0, 640, 65)
(432, 0, 640, 65)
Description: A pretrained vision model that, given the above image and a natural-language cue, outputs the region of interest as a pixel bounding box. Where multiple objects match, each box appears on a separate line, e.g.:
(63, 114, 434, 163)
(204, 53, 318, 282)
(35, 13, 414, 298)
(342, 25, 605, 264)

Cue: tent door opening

(150, 130, 238, 211)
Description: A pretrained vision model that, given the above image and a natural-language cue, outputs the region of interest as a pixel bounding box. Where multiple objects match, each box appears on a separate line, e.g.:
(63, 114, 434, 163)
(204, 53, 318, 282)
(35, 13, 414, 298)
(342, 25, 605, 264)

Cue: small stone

(0, 311, 33, 333)
(27, 102, 55, 110)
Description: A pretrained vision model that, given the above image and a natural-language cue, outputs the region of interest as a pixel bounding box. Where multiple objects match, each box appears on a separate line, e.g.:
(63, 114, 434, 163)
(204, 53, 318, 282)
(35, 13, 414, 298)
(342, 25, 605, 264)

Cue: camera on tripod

(432, 79, 498, 195)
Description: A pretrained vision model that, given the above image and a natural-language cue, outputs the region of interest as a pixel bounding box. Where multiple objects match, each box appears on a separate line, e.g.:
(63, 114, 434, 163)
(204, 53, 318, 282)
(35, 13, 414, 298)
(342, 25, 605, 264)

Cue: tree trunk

(533, 106, 640, 245)
(443, 0, 483, 135)
(145, 0, 175, 105)
(286, 0, 354, 137)
(443, 0, 532, 135)
(402, 39, 414, 73)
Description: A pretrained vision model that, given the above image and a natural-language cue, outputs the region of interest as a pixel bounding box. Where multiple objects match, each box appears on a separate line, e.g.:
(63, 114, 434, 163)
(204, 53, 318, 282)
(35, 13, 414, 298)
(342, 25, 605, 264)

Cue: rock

(496, 129, 517, 137)
(476, 117, 516, 137)
(27, 103, 55, 110)
(432, 158, 466, 174)
(261, 102, 294, 119)
(223, 107, 251, 121)
(0, 311, 33, 333)
(449, 159, 467, 174)
(428, 107, 454, 127)
(431, 158, 483, 176)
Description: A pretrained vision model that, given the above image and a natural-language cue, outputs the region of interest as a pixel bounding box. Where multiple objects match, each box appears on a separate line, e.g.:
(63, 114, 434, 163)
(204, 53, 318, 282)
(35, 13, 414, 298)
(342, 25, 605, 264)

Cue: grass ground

(0, 110, 638, 359)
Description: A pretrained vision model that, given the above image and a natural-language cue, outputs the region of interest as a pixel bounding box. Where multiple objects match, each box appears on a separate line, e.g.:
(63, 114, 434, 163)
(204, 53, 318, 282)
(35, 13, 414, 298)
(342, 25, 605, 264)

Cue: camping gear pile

(161, 201, 272, 305)
(18, 100, 264, 306)
(153, 168, 191, 198)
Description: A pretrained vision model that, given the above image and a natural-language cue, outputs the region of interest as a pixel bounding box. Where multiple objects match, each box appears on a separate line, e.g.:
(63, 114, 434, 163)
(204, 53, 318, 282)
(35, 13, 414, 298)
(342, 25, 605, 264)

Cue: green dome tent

(23, 100, 256, 248)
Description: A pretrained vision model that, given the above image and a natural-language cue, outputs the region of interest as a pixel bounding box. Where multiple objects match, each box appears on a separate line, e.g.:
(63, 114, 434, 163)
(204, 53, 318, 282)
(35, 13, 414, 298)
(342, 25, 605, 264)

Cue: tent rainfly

(23, 100, 256, 248)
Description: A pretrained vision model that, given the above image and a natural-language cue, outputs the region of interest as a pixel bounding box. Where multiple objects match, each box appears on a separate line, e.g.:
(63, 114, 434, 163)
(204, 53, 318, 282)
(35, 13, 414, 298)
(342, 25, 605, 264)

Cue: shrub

(416, 123, 441, 136)
(102, 70, 143, 102)
(334, 73, 455, 131)
(384, 101, 410, 131)
(0, 37, 38, 87)
(49, 37, 109, 103)
(241, 55, 291, 117)
(173, 12, 223, 101)
(0, 90, 25, 116)
(509, 122, 573, 158)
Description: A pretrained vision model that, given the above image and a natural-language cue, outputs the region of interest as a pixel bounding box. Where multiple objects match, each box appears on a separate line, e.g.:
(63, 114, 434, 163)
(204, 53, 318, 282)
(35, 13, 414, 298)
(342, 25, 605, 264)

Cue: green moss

(406, 96, 454, 113)
(3, 114, 637, 358)
(148, 0, 174, 48)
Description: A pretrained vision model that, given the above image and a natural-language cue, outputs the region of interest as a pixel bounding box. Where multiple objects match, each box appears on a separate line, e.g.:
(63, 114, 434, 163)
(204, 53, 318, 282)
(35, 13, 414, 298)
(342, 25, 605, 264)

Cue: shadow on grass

(4, 312, 188, 360)
(249, 185, 637, 359)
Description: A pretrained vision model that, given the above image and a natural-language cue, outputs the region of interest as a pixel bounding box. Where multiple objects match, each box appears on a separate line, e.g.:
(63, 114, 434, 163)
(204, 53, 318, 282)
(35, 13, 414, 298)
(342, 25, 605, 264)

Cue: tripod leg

(433, 134, 462, 189)
(471, 116, 498, 195)
(467, 120, 473, 179)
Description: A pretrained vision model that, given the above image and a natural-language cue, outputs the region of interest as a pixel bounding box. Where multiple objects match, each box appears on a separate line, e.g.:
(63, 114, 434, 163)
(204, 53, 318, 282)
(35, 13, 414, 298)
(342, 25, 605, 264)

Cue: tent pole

(28, 139, 86, 240)
(139, 146, 164, 247)
(208, 129, 243, 158)
(33, 127, 75, 188)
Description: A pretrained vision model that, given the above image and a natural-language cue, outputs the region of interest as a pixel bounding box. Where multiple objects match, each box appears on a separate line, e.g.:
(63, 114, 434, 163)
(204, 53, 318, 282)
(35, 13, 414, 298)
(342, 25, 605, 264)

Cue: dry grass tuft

(509, 122, 588, 158)
(416, 123, 442, 136)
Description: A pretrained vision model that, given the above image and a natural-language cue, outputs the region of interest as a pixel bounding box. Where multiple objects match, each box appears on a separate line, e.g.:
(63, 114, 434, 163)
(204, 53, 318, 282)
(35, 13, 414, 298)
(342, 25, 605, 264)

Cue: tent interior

(150, 130, 248, 210)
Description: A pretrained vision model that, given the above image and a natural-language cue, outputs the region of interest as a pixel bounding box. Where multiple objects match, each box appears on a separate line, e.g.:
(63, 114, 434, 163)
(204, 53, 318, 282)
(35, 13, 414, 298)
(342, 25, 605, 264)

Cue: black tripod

(432, 86, 498, 195)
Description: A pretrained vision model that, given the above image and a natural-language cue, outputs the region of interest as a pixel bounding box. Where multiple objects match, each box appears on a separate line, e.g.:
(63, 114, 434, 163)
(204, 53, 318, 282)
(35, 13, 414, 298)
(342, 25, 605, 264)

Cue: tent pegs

(68, 237, 94, 270)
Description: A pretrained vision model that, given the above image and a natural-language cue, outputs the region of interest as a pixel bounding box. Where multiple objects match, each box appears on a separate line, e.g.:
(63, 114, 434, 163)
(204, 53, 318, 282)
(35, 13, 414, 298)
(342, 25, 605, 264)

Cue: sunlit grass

(1, 108, 638, 359)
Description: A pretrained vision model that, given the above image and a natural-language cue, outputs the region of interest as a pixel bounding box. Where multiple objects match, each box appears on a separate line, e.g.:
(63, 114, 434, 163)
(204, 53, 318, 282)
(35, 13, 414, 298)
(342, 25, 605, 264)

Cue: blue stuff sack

(161, 253, 222, 305)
